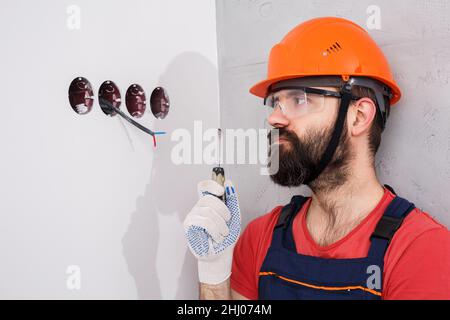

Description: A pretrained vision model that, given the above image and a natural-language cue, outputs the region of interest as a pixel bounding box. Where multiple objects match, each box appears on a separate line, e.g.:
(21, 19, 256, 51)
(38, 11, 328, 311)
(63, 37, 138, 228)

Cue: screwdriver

(211, 128, 225, 201)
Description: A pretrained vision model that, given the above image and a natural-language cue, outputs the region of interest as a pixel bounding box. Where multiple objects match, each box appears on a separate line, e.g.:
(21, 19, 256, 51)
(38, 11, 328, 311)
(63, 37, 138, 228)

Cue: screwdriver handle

(212, 167, 225, 202)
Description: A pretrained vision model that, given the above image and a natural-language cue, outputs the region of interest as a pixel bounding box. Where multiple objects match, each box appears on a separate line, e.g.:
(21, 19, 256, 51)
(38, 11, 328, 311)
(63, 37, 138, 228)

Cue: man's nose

(267, 106, 289, 128)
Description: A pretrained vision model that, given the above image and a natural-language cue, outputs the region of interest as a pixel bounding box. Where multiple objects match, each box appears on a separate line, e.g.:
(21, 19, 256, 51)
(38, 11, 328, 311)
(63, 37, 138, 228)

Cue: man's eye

(293, 96, 306, 105)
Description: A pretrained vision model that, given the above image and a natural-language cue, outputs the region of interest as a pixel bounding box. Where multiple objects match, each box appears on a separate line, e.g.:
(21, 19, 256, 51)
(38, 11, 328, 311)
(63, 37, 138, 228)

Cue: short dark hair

(350, 85, 390, 160)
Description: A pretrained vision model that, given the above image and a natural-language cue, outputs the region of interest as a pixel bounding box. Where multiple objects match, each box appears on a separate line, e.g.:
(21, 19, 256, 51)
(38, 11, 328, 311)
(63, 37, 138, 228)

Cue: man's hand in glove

(183, 179, 241, 285)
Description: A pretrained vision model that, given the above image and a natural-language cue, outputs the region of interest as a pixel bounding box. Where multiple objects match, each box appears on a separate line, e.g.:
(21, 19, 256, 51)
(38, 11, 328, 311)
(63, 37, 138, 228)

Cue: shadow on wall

(122, 52, 219, 299)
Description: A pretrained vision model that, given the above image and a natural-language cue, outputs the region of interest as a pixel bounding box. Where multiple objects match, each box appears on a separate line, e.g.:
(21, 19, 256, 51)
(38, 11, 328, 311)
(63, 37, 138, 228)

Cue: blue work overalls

(258, 185, 416, 300)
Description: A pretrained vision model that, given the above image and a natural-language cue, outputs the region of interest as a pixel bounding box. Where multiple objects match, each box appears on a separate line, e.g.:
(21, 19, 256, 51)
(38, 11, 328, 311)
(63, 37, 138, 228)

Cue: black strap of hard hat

(304, 82, 353, 184)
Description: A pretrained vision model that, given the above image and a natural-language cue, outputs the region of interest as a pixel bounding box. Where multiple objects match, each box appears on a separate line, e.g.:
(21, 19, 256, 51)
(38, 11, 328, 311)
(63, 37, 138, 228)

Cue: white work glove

(183, 179, 241, 285)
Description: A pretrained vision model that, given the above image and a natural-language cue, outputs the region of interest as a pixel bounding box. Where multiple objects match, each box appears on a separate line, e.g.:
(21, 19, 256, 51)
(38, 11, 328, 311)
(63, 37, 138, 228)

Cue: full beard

(268, 124, 353, 194)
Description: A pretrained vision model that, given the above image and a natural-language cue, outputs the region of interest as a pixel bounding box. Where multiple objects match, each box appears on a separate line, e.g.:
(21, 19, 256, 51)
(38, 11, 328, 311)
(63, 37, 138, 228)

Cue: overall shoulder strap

(275, 195, 308, 229)
(271, 195, 309, 250)
(368, 189, 416, 260)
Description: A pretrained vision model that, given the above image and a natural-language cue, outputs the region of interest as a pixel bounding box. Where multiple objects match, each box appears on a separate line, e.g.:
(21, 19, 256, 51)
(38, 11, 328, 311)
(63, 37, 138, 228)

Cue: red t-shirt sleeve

(230, 220, 258, 299)
(384, 227, 450, 300)
(231, 207, 282, 300)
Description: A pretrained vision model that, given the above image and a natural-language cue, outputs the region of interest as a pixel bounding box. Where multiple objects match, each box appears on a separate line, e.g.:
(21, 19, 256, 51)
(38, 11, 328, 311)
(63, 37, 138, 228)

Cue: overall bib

(258, 185, 415, 300)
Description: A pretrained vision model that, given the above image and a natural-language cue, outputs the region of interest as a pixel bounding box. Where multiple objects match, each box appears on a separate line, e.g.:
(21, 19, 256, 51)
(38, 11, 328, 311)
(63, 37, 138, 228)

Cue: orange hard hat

(250, 17, 401, 105)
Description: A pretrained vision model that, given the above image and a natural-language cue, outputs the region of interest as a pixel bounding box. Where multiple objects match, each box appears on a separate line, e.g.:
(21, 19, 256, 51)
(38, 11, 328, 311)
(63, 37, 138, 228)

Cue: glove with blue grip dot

(183, 179, 241, 285)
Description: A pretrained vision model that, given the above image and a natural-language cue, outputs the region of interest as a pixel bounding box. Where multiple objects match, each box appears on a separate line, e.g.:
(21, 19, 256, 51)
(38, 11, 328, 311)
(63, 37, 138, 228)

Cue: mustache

(267, 128, 297, 143)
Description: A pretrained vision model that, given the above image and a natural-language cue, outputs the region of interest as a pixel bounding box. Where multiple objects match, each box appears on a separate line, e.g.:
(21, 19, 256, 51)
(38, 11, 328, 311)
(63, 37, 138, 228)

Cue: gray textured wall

(215, 0, 450, 228)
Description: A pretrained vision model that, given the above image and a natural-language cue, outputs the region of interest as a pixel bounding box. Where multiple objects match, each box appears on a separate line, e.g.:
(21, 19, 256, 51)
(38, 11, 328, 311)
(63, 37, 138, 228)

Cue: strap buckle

(275, 203, 293, 229)
(275, 196, 307, 229)
(370, 215, 404, 243)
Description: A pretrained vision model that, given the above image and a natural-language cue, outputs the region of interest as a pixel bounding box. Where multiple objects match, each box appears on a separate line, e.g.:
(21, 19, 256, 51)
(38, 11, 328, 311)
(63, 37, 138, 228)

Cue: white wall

(0, 0, 219, 299)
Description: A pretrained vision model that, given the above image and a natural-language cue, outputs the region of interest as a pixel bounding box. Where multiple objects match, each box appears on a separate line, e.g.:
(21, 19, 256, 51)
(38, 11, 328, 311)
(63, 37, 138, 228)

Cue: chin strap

(303, 81, 353, 185)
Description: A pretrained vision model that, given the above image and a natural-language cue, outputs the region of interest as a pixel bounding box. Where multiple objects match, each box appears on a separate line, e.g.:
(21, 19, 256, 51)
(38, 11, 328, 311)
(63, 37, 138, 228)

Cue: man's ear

(349, 98, 377, 136)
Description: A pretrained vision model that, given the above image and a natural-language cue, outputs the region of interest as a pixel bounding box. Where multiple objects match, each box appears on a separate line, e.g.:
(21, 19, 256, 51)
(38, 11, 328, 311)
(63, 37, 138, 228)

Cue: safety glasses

(264, 86, 358, 119)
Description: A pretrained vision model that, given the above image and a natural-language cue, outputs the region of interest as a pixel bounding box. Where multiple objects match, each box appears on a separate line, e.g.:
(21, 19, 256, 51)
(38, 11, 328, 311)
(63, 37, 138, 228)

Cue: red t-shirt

(231, 187, 450, 300)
